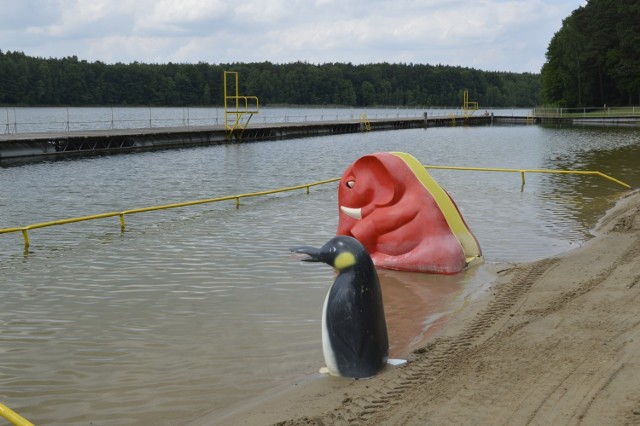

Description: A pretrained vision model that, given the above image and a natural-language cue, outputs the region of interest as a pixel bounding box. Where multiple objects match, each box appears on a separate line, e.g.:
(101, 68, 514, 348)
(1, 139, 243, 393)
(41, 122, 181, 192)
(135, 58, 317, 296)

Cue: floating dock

(0, 114, 527, 163)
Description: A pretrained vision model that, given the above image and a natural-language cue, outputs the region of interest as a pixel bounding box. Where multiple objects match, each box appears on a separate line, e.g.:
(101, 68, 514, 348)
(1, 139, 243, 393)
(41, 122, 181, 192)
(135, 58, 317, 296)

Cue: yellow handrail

(423, 165, 632, 189)
(0, 165, 631, 250)
(0, 403, 34, 426)
(0, 178, 341, 248)
(359, 114, 372, 131)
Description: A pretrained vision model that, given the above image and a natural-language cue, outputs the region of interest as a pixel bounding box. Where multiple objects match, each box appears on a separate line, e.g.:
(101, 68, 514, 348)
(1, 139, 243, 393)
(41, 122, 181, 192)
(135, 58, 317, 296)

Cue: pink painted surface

(337, 152, 478, 274)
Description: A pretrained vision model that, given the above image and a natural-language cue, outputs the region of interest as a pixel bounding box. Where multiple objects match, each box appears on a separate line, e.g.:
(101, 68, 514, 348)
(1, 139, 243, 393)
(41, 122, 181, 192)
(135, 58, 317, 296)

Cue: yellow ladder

(223, 71, 259, 140)
(463, 90, 479, 118)
(526, 113, 536, 125)
(360, 114, 371, 131)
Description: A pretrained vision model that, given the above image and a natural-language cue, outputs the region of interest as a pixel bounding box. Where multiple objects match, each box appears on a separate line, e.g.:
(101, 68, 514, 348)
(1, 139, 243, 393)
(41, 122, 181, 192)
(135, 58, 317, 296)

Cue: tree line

(0, 50, 540, 107)
(541, 0, 640, 107)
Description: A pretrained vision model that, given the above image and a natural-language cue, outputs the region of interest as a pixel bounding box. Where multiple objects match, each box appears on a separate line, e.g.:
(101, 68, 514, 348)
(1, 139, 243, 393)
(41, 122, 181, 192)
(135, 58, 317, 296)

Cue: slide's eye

(346, 180, 355, 189)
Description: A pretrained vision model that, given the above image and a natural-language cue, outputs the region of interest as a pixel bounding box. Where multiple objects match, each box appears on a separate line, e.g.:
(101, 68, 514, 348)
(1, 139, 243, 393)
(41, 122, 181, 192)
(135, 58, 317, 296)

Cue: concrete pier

(0, 114, 521, 163)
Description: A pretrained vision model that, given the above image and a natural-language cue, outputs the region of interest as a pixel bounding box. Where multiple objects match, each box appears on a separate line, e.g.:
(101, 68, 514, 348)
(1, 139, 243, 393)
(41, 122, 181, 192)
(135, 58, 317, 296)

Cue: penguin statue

(291, 236, 390, 379)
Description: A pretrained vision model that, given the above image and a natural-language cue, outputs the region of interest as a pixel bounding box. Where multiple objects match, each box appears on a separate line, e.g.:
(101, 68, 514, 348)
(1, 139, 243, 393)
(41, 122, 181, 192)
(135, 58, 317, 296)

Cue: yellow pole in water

(0, 402, 35, 426)
(21, 230, 29, 248)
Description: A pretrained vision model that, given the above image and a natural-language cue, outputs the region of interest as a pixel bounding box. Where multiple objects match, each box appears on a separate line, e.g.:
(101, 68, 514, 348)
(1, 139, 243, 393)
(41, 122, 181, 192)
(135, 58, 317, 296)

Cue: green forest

(0, 50, 540, 108)
(541, 0, 640, 107)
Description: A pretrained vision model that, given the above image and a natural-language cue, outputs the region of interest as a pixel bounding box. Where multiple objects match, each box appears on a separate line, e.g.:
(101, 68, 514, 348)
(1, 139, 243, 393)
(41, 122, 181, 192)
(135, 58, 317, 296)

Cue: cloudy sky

(1, 0, 585, 73)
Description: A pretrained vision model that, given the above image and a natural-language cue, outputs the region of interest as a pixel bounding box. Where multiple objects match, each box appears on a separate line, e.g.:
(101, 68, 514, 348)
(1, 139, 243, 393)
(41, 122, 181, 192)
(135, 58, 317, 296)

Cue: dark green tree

(0, 51, 541, 107)
(541, 0, 640, 106)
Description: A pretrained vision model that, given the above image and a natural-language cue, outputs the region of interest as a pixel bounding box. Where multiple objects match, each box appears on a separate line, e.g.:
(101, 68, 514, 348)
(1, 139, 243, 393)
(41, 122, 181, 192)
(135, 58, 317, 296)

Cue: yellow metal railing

(0, 178, 340, 249)
(447, 112, 457, 126)
(534, 106, 640, 118)
(0, 166, 632, 250)
(223, 71, 259, 140)
(359, 114, 372, 131)
(526, 113, 536, 125)
(463, 90, 479, 118)
(0, 403, 34, 426)
(423, 165, 632, 191)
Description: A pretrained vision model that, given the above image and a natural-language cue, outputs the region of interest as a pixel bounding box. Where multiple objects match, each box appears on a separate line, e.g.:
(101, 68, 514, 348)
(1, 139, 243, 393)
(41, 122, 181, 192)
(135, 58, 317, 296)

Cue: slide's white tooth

(340, 206, 362, 220)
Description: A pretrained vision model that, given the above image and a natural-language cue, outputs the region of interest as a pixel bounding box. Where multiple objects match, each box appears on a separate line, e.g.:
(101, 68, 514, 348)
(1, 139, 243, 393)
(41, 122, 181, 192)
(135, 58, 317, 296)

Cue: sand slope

(200, 190, 640, 426)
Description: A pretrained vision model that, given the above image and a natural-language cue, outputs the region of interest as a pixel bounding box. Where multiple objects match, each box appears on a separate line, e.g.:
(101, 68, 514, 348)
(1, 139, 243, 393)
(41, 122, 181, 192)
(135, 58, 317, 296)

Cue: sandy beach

(195, 189, 640, 426)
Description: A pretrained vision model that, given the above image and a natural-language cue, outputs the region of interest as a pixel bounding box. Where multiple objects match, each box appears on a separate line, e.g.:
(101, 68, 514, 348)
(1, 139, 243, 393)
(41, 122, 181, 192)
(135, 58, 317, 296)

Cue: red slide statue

(336, 152, 482, 274)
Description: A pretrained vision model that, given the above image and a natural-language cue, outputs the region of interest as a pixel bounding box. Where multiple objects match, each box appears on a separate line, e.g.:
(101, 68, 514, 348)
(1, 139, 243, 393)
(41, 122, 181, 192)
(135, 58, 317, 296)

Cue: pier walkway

(0, 114, 524, 163)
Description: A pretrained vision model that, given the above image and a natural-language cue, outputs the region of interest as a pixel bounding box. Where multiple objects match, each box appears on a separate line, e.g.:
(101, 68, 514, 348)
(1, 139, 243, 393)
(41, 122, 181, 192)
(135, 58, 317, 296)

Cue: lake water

(1, 117, 639, 425)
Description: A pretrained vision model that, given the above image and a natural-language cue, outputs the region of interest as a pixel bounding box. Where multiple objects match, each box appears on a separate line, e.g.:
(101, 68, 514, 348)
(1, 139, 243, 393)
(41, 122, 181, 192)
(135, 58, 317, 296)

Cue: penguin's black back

(326, 252, 389, 378)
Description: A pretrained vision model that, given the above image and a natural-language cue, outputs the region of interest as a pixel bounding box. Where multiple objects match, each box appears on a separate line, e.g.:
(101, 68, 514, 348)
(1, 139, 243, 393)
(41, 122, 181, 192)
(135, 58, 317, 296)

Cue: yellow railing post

(21, 230, 30, 248)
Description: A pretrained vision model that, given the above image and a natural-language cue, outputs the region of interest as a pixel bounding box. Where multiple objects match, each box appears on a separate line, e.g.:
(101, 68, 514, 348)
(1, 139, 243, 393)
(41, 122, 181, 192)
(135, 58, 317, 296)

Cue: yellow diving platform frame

(463, 90, 479, 118)
(223, 71, 259, 140)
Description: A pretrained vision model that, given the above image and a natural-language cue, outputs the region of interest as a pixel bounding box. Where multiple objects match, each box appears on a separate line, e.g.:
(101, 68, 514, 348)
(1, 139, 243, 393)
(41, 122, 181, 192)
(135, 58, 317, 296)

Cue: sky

(0, 0, 587, 73)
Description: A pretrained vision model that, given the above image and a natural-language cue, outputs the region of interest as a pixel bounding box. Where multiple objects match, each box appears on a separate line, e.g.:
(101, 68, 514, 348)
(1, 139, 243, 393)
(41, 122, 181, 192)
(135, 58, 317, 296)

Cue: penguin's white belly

(321, 288, 339, 376)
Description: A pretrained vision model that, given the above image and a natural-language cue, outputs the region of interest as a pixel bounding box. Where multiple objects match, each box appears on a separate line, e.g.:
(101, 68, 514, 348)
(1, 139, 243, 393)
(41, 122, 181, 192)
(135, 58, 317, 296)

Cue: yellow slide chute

(392, 152, 483, 266)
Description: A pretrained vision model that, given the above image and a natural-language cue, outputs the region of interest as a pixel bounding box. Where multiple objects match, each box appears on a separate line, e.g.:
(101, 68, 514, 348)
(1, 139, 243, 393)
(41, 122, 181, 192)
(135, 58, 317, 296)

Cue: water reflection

(539, 126, 640, 230)
(380, 265, 488, 357)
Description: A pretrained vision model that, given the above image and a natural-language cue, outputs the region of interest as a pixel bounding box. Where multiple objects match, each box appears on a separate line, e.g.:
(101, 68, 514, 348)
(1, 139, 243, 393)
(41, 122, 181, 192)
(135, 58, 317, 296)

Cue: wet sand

(192, 190, 640, 426)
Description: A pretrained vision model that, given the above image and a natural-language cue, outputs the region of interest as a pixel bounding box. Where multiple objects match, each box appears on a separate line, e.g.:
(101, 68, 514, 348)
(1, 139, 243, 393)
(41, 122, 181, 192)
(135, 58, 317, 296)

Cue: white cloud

(149, 0, 228, 23)
(234, 0, 295, 23)
(0, 0, 587, 72)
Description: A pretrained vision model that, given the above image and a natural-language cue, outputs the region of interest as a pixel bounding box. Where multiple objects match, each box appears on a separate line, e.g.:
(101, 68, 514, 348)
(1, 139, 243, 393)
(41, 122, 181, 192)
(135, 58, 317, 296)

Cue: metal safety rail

(423, 165, 632, 190)
(0, 166, 632, 250)
(0, 178, 340, 249)
(0, 402, 34, 426)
